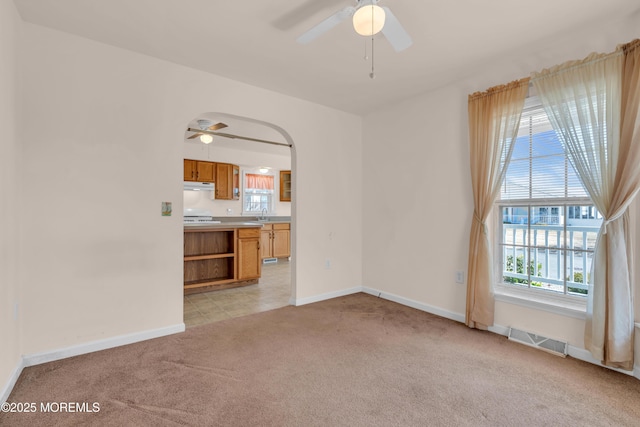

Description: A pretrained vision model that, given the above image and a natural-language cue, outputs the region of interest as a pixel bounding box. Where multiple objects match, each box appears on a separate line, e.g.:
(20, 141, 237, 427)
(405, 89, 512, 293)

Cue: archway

(182, 112, 297, 324)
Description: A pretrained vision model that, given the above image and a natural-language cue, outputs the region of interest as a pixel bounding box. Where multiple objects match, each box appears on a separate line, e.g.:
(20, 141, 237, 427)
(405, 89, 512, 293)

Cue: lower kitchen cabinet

(238, 228, 261, 280)
(183, 226, 262, 294)
(260, 223, 290, 260)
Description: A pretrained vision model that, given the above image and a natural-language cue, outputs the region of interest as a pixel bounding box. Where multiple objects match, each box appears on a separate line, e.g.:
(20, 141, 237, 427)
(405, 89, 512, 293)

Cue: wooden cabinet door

(196, 161, 215, 182)
(260, 225, 272, 259)
(232, 164, 240, 200)
(216, 163, 232, 199)
(184, 159, 196, 181)
(272, 224, 290, 258)
(238, 237, 261, 280)
(280, 170, 291, 202)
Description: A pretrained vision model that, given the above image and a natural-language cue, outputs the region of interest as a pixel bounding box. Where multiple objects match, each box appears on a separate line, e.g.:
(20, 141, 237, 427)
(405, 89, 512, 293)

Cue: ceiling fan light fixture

(352, 4, 385, 36)
(199, 134, 213, 144)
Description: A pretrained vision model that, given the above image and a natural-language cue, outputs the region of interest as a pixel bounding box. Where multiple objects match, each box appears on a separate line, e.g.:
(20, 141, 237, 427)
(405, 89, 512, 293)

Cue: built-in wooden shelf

(183, 226, 262, 294)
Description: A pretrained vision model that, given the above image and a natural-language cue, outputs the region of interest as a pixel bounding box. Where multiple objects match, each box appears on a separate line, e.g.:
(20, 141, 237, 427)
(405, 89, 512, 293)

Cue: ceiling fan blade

(187, 133, 203, 139)
(208, 122, 228, 131)
(296, 6, 355, 44)
(381, 7, 412, 52)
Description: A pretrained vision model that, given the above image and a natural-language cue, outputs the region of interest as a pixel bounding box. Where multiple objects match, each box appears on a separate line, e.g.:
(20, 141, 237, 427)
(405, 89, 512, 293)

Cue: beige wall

(0, 0, 22, 397)
(362, 11, 640, 363)
(18, 22, 362, 355)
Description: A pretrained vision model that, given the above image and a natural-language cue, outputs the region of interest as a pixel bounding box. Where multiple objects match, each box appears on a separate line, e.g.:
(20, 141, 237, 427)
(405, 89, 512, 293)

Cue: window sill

(494, 284, 587, 320)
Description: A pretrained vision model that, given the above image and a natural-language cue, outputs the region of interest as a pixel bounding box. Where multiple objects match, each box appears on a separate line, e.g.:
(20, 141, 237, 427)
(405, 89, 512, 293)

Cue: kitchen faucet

(260, 208, 268, 221)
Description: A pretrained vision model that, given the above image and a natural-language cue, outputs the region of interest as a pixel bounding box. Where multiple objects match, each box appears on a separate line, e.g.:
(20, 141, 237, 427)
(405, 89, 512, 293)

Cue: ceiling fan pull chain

(369, 5, 375, 79)
(370, 35, 375, 79)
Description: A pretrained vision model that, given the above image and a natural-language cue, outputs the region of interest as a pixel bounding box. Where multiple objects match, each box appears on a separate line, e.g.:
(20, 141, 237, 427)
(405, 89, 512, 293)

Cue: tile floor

(183, 259, 291, 327)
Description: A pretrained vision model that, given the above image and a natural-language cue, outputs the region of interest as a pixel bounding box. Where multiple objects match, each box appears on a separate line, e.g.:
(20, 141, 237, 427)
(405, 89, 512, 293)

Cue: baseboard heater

(508, 327, 568, 357)
(263, 258, 277, 264)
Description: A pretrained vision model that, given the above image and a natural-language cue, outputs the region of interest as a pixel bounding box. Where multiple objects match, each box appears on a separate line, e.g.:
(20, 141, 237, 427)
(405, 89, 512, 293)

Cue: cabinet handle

(196, 170, 199, 179)
(191, 170, 195, 179)
(257, 241, 260, 250)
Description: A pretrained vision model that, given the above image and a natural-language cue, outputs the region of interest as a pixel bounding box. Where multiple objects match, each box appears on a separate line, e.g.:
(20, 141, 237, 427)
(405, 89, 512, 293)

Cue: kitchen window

(496, 96, 601, 300)
(242, 171, 275, 215)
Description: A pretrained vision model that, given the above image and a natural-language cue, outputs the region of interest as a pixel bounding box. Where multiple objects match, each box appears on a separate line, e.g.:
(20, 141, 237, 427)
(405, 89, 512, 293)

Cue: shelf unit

(183, 225, 263, 294)
(183, 229, 237, 291)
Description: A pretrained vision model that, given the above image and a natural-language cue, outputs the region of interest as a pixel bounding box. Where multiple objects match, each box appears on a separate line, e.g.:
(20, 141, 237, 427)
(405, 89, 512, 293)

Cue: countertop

(184, 217, 291, 230)
(184, 222, 263, 229)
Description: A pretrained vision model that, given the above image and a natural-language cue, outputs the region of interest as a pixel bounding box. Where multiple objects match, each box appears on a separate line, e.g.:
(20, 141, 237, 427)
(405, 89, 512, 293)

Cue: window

(242, 170, 275, 215)
(497, 97, 602, 298)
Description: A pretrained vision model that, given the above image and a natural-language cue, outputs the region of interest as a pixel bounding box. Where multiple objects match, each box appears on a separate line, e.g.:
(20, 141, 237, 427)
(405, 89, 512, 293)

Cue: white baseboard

(362, 287, 466, 323)
(566, 345, 639, 377)
(488, 323, 510, 337)
(361, 287, 639, 380)
(23, 323, 185, 367)
(2, 323, 185, 404)
(292, 286, 362, 306)
(491, 321, 639, 378)
(1, 358, 26, 404)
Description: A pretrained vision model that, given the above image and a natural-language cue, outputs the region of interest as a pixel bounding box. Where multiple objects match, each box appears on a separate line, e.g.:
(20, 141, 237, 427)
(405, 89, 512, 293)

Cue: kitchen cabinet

(280, 170, 291, 202)
(215, 163, 240, 200)
(183, 225, 262, 294)
(184, 159, 216, 182)
(238, 228, 261, 280)
(184, 160, 196, 181)
(260, 223, 290, 260)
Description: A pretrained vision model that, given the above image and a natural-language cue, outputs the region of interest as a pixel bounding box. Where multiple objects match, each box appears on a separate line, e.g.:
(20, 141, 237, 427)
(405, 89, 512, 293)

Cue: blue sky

(502, 129, 588, 200)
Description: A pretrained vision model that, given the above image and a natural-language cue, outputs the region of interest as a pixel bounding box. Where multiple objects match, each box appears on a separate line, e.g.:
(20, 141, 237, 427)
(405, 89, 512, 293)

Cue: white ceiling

(13, 0, 640, 115)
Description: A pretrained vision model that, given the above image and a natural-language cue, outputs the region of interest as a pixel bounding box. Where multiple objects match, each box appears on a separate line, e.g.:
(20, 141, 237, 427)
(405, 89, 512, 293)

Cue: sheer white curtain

(466, 78, 529, 330)
(532, 47, 639, 370)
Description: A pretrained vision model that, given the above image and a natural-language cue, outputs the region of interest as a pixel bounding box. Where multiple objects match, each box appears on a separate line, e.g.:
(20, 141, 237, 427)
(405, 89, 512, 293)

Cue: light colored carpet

(3, 293, 640, 426)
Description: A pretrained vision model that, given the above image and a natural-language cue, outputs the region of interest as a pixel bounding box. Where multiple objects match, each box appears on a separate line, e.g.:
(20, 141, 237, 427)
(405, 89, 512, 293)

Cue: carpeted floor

(3, 293, 640, 426)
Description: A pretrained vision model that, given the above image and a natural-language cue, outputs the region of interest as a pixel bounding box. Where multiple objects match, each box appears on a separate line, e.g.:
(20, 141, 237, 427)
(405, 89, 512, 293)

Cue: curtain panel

(465, 78, 529, 330)
(531, 40, 640, 370)
(246, 174, 274, 190)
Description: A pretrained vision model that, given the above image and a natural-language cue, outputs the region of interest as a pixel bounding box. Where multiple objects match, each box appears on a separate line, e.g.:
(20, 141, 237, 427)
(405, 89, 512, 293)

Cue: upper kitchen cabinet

(216, 162, 240, 200)
(233, 165, 240, 200)
(184, 159, 196, 181)
(280, 170, 291, 202)
(184, 159, 216, 183)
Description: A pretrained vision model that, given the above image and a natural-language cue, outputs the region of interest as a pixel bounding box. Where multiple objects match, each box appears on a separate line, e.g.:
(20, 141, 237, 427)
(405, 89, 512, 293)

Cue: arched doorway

(181, 112, 296, 326)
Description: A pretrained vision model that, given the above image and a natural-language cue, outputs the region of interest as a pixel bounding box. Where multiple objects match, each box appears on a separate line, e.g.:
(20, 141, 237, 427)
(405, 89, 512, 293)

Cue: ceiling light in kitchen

(200, 134, 213, 144)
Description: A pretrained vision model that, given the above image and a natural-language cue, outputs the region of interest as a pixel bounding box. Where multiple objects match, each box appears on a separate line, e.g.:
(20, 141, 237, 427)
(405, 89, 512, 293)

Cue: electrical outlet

(226, 208, 233, 215)
(455, 271, 465, 284)
(325, 259, 331, 270)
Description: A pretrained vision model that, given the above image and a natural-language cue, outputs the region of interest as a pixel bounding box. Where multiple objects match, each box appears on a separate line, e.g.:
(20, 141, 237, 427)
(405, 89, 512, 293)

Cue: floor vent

(262, 258, 278, 264)
(508, 328, 567, 357)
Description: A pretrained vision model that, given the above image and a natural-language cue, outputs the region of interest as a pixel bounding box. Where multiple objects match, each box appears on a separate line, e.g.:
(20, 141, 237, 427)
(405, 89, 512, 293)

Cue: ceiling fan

(186, 119, 291, 147)
(187, 120, 228, 143)
(296, 0, 412, 52)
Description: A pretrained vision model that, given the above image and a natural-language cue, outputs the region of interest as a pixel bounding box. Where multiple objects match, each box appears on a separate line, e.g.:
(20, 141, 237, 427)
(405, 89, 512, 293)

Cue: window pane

(498, 97, 597, 297)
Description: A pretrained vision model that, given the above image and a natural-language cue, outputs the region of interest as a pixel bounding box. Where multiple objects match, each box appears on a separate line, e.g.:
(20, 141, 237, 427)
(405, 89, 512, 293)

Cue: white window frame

(241, 169, 276, 216)
(493, 96, 603, 313)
